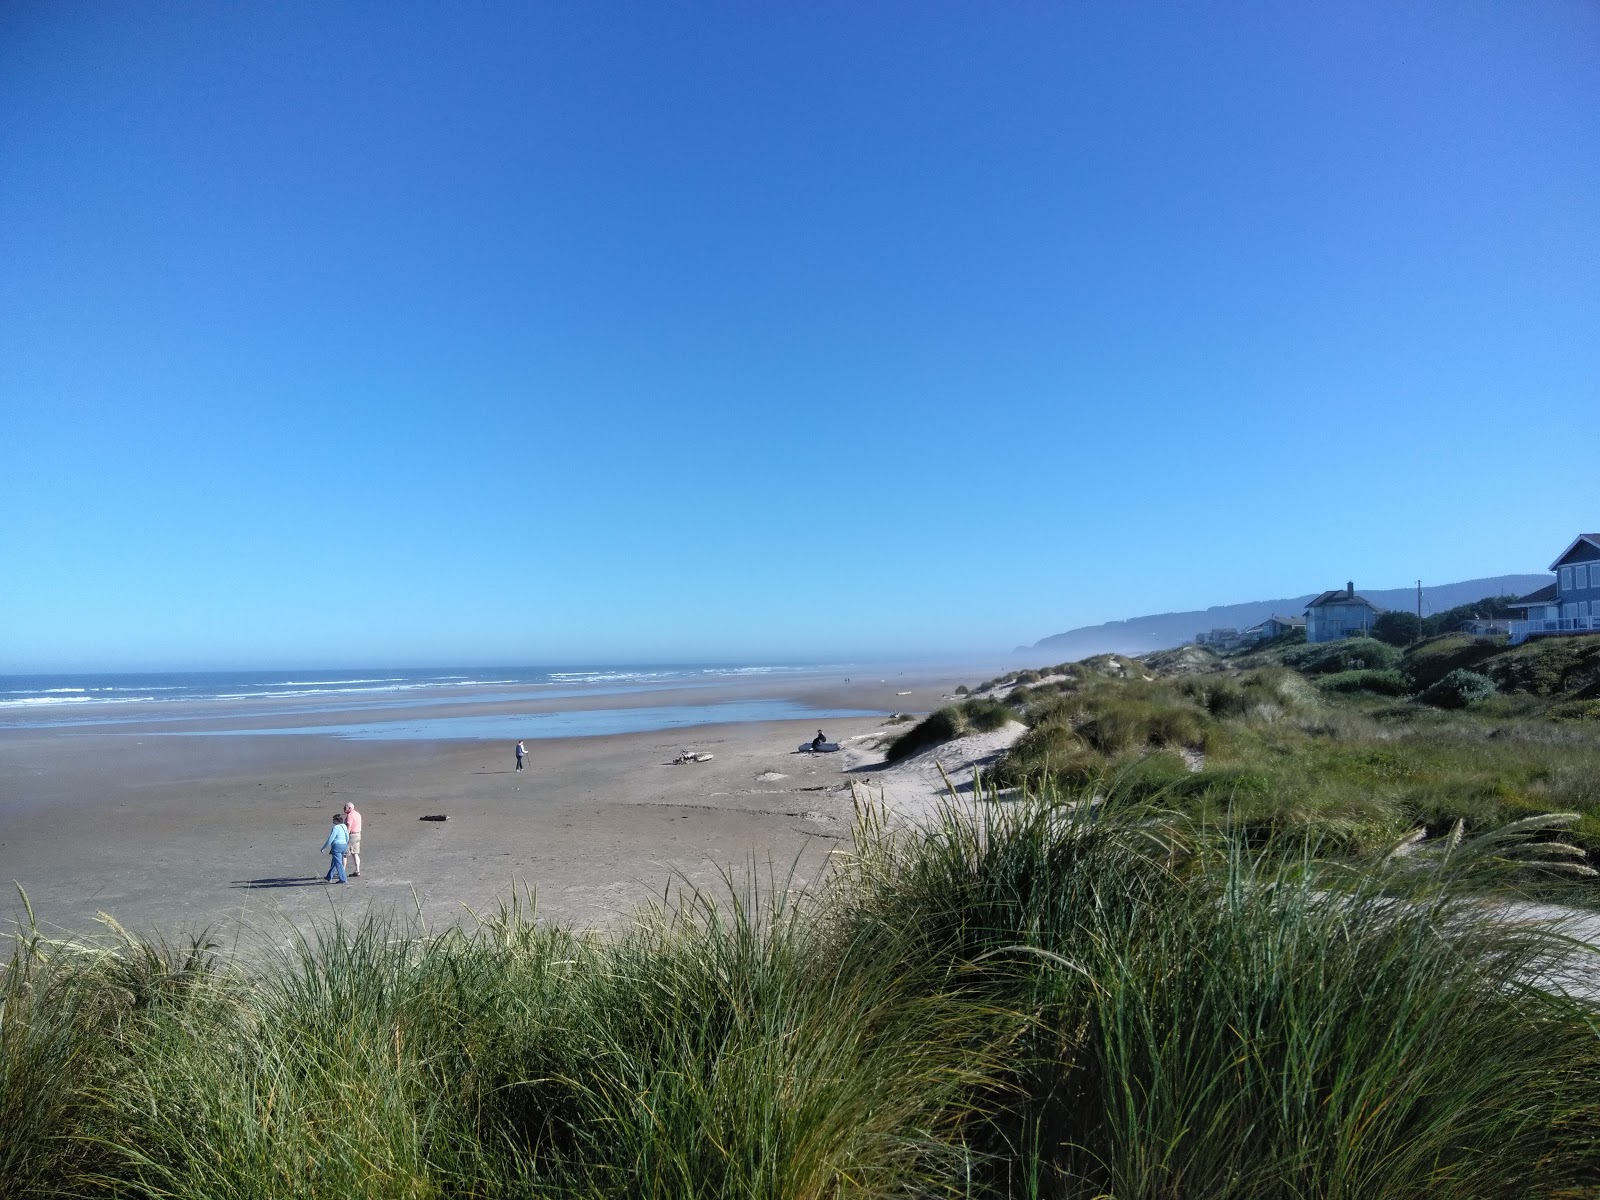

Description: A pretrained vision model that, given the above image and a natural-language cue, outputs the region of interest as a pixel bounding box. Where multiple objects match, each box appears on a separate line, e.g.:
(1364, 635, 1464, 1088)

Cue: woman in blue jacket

(320, 813, 350, 884)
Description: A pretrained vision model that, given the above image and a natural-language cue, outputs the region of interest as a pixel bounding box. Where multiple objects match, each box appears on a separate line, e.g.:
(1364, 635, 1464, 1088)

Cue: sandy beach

(0, 667, 1005, 945)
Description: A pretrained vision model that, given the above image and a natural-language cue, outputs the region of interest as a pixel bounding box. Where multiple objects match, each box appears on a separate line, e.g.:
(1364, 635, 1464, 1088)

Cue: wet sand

(0, 669, 984, 945)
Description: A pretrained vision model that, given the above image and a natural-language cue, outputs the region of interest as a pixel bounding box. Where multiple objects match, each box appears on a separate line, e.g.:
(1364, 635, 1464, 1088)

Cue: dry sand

(0, 670, 994, 946)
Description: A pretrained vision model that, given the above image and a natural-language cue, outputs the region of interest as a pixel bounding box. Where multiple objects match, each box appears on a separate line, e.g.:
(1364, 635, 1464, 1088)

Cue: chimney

(1347, 580, 1354, 597)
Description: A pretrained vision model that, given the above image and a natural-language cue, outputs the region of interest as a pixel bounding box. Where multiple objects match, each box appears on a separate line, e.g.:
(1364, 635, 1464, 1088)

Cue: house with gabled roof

(1304, 582, 1380, 643)
(1507, 533, 1600, 644)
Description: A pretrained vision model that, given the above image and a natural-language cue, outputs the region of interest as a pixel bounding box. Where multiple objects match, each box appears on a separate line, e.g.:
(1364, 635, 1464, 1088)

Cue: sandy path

(839, 722, 1028, 828)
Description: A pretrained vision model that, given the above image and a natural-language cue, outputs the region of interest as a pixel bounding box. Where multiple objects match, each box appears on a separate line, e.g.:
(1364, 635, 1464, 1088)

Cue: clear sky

(2, 2, 1596, 670)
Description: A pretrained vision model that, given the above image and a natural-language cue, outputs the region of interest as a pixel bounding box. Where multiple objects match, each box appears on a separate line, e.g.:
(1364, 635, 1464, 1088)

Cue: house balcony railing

(1508, 615, 1600, 645)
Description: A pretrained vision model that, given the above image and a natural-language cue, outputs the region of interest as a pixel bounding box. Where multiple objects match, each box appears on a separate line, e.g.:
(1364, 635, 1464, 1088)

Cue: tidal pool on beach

(161, 699, 884, 741)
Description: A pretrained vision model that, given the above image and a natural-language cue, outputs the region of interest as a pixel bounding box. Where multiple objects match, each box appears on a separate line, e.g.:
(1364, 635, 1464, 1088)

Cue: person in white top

(343, 802, 363, 877)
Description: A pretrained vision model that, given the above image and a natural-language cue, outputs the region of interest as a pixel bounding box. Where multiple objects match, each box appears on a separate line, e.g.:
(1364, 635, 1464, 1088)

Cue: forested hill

(1020, 574, 1551, 661)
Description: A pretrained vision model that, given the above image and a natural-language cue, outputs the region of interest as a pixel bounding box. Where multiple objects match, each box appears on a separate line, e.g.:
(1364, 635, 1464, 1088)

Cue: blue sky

(2, 2, 1596, 670)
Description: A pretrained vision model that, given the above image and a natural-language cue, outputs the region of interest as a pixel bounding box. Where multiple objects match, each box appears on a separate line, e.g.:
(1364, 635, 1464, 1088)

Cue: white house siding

(1307, 603, 1376, 643)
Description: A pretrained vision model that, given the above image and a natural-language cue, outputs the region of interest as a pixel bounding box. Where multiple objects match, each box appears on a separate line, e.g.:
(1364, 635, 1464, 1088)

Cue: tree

(1372, 610, 1421, 647)
(1420, 594, 1521, 638)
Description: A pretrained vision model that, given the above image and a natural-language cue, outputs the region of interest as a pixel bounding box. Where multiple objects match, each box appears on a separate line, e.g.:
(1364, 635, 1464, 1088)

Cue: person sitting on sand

(343, 802, 362, 878)
(812, 730, 827, 751)
(320, 812, 349, 884)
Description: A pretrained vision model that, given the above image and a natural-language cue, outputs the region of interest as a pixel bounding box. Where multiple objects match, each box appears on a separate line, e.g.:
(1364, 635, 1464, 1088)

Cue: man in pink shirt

(343, 802, 363, 877)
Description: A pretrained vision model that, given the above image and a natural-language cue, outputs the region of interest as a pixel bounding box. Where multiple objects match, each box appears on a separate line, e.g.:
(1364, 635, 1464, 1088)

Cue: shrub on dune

(1420, 668, 1498, 709)
(1282, 637, 1402, 676)
(884, 698, 1015, 763)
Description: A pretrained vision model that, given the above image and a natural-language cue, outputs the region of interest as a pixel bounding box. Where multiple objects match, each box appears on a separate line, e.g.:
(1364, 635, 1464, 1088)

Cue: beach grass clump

(3, 880, 1003, 1200)
(884, 697, 1015, 763)
(1076, 693, 1211, 754)
(990, 719, 1098, 788)
(839, 791, 1600, 1199)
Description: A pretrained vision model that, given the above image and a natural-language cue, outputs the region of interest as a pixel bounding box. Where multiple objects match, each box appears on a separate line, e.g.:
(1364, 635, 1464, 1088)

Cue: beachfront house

(1196, 627, 1243, 650)
(1239, 615, 1303, 645)
(1258, 614, 1305, 640)
(1304, 583, 1380, 643)
(1507, 533, 1600, 644)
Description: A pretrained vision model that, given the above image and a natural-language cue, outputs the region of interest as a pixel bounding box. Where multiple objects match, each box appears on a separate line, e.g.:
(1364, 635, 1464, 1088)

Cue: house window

(1561, 566, 1574, 593)
(1576, 564, 1589, 590)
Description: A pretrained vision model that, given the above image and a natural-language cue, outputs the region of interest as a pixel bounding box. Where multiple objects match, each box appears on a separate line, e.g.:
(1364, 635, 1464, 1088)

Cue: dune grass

(995, 661, 1600, 859)
(884, 697, 1014, 763)
(3, 788, 1598, 1198)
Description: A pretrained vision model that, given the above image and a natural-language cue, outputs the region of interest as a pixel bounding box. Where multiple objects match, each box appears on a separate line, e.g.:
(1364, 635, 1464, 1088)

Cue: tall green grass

(837, 787, 1600, 1198)
(3, 790, 1598, 1198)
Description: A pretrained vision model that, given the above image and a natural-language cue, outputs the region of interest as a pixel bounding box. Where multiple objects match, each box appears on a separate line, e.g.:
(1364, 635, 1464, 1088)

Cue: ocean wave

(0, 694, 157, 709)
(547, 671, 681, 684)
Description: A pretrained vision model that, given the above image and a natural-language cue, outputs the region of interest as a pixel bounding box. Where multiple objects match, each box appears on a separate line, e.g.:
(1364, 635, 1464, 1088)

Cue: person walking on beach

(515, 740, 526, 771)
(320, 812, 349, 884)
(342, 802, 363, 877)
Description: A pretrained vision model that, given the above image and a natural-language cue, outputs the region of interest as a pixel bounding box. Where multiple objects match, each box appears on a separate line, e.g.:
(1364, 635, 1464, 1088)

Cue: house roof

(1305, 589, 1378, 611)
(1549, 534, 1600, 571)
(1509, 582, 1557, 607)
(1268, 614, 1305, 625)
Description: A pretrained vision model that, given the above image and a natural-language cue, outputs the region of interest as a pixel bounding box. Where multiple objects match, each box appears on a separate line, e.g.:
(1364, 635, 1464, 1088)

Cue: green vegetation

(1316, 668, 1410, 697)
(991, 634, 1600, 854)
(1400, 633, 1505, 691)
(883, 696, 1014, 763)
(1280, 636, 1402, 676)
(1419, 593, 1523, 637)
(1371, 609, 1421, 646)
(1419, 667, 1498, 709)
(4, 791, 1598, 1199)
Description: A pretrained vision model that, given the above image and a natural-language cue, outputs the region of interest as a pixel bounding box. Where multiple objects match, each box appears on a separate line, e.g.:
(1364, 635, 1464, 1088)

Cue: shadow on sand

(229, 876, 330, 890)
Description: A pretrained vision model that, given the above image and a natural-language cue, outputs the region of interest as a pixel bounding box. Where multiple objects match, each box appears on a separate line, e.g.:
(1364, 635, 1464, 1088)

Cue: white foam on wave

(548, 670, 680, 684)
(210, 679, 520, 702)
(0, 694, 157, 709)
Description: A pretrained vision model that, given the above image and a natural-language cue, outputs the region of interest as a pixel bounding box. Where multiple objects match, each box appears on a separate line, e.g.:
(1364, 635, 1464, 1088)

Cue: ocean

(0, 665, 878, 740)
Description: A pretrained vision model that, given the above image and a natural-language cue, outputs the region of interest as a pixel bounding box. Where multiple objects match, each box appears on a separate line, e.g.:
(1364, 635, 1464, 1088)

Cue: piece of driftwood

(672, 752, 715, 764)
(419, 814, 450, 822)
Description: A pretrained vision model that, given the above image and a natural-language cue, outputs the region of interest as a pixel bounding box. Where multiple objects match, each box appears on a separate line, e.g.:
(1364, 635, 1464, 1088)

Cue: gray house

(1260, 614, 1306, 640)
(1241, 614, 1306, 644)
(1305, 583, 1380, 643)
(1508, 533, 1600, 644)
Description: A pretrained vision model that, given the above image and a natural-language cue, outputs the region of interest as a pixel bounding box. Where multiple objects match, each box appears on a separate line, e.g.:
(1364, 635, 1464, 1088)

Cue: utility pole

(1416, 579, 1423, 643)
